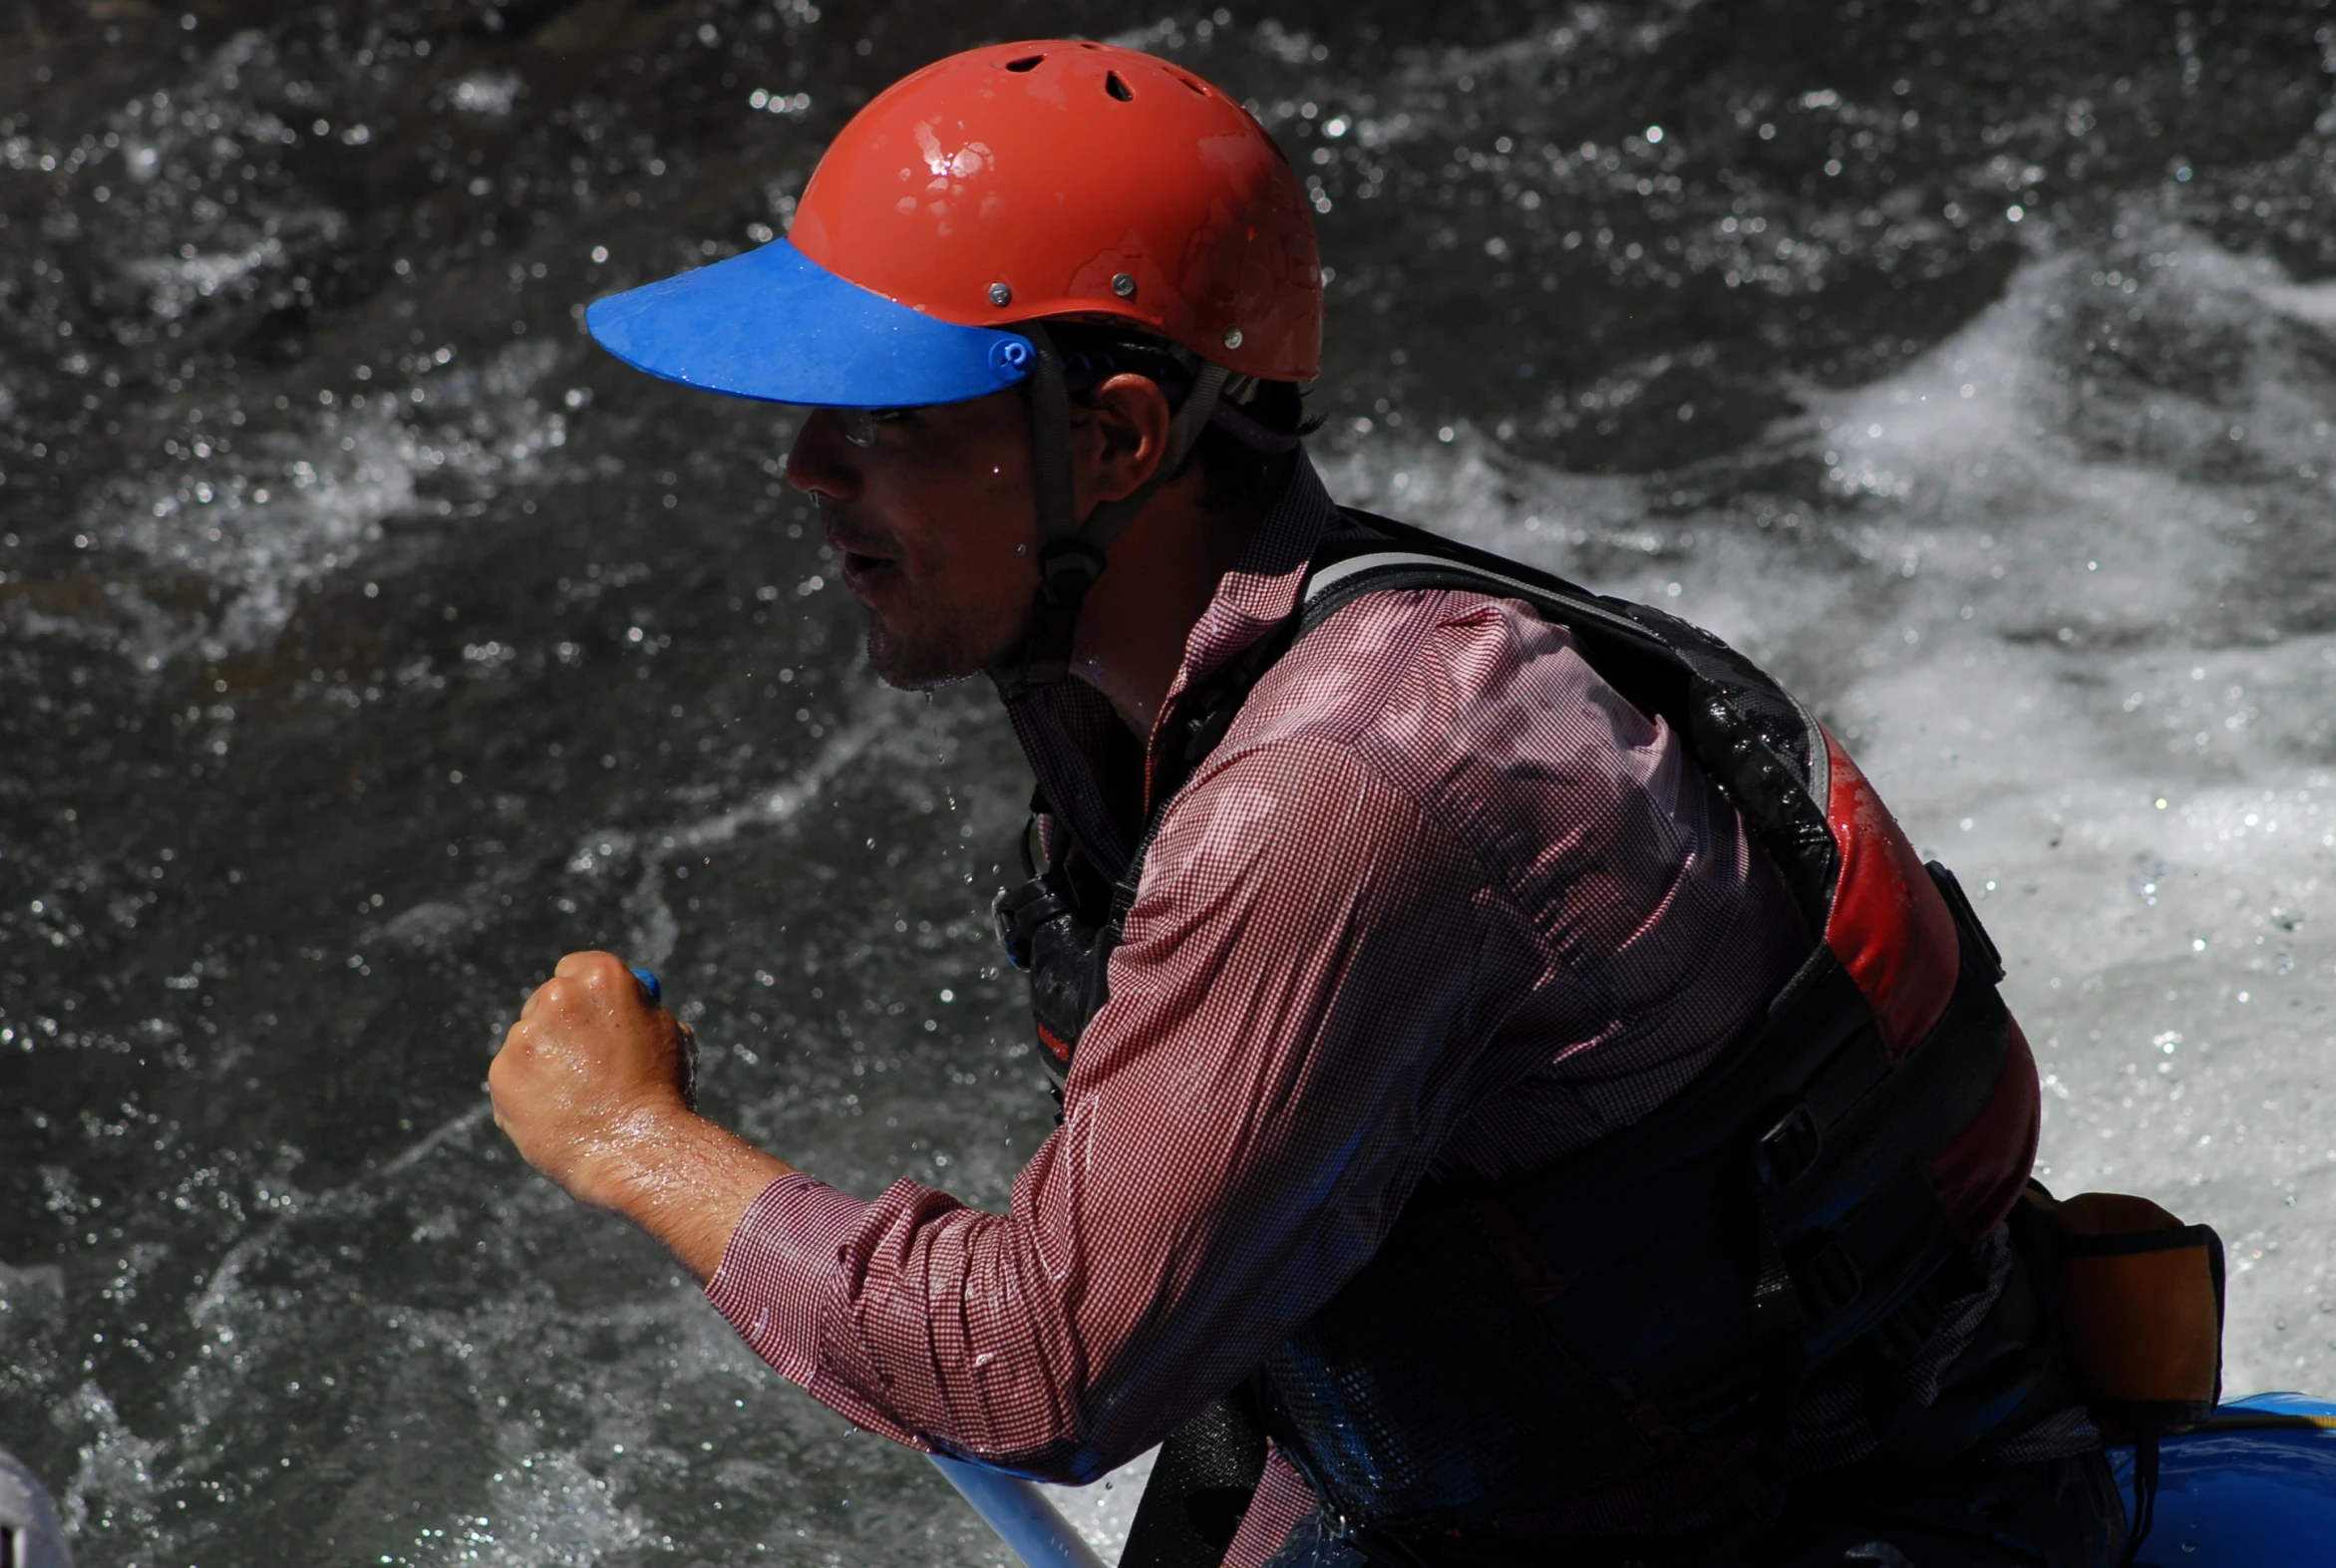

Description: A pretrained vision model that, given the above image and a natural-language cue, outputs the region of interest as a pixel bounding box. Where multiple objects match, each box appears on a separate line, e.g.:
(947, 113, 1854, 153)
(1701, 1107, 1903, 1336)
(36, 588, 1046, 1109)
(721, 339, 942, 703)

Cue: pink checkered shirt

(706, 459, 2022, 1562)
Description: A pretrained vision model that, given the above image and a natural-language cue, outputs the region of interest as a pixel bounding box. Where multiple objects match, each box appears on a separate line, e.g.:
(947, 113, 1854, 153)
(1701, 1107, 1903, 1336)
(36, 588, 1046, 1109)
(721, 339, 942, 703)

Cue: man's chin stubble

(863, 611, 1026, 692)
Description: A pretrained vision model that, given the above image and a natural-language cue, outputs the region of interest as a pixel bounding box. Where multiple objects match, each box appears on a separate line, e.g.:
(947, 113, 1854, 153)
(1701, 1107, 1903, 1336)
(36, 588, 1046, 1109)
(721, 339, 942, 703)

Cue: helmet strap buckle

(1037, 538, 1109, 603)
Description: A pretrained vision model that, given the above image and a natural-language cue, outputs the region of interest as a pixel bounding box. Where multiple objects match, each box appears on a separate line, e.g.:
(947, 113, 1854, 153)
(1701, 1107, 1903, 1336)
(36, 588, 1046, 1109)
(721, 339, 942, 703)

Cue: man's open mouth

(835, 545, 896, 596)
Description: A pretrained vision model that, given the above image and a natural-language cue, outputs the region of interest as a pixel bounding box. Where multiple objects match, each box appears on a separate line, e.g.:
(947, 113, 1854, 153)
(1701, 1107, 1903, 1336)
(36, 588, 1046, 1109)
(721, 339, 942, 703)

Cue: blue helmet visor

(583, 239, 1035, 409)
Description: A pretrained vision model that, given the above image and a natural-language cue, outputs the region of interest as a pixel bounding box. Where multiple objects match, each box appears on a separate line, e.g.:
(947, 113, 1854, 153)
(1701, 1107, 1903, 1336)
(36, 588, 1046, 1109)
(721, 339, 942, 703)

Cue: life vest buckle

(1875, 1277, 1945, 1363)
(1754, 1103, 1824, 1190)
(992, 875, 1073, 972)
(1800, 1238, 1863, 1321)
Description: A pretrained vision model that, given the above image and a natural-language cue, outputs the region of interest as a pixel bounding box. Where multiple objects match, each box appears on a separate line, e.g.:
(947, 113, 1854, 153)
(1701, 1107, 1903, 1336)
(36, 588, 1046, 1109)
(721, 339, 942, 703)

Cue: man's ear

(1075, 372, 1175, 508)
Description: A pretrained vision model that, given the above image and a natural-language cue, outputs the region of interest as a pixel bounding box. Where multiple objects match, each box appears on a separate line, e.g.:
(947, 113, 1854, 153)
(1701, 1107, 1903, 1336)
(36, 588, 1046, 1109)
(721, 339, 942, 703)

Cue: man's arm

(489, 949, 795, 1281)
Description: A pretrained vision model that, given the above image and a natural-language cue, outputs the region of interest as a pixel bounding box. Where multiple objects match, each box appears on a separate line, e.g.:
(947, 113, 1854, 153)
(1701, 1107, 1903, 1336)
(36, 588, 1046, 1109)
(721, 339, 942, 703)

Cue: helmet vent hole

(1005, 55, 1044, 72)
(1104, 71, 1134, 102)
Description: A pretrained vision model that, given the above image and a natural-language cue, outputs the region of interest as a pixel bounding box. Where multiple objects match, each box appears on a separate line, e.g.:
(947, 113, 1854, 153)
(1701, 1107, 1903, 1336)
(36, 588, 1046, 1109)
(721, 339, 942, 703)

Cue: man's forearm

(580, 1105, 798, 1281)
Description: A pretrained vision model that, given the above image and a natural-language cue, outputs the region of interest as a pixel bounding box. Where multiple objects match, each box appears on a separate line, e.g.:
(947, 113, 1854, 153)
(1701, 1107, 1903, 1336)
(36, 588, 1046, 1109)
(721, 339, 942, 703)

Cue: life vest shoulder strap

(1302, 511, 1842, 925)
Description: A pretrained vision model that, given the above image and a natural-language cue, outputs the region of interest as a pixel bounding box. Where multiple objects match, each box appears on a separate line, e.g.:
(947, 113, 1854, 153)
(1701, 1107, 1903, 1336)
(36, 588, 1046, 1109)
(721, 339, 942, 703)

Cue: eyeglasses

(833, 407, 916, 449)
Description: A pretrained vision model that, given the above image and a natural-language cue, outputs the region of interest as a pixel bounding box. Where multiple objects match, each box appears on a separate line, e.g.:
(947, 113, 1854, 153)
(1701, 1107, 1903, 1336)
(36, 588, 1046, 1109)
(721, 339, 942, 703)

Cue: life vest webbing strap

(1297, 514, 1839, 924)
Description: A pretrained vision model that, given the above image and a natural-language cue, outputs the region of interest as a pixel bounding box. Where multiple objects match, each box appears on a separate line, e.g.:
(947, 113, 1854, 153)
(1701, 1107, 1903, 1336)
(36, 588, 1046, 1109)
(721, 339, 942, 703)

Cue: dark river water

(6, 2, 2336, 1563)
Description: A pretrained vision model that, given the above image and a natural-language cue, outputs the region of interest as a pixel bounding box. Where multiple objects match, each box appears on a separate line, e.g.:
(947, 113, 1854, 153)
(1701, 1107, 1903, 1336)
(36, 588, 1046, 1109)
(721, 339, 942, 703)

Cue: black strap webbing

(1120, 1393, 1270, 1568)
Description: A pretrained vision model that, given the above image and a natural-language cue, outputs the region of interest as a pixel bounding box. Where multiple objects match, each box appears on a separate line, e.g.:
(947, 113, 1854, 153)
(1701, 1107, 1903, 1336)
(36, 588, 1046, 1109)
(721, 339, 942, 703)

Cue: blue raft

(2110, 1393, 2336, 1565)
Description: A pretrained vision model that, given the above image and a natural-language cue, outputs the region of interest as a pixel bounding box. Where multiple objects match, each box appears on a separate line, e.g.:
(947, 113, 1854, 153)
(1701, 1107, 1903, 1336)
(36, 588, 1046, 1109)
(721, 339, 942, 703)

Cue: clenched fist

(491, 951, 701, 1210)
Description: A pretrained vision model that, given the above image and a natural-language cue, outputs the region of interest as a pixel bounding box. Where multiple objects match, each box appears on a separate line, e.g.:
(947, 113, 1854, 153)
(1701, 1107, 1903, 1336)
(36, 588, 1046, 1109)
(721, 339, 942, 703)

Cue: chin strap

(991, 322, 1230, 699)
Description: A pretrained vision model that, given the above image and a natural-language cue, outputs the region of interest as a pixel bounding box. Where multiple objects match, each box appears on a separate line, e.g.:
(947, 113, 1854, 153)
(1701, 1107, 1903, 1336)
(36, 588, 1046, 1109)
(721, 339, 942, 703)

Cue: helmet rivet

(1112, 272, 1137, 299)
(1222, 326, 1243, 350)
(988, 282, 1013, 307)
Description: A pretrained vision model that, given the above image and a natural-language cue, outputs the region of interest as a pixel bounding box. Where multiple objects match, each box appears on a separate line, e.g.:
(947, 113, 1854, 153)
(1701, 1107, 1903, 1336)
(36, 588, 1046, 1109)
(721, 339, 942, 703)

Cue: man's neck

(1069, 484, 1257, 743)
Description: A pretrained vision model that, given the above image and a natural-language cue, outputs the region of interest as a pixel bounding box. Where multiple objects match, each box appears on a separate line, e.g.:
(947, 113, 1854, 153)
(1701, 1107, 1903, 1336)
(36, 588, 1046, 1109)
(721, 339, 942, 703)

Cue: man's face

(786, 390, 1042, 690)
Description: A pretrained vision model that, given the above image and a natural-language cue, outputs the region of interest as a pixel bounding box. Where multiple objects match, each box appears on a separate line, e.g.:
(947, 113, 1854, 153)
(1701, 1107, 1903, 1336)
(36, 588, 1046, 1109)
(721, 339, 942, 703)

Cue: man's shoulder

(1236, 578, 1616, 760)
(1173, 574, 1688, 890)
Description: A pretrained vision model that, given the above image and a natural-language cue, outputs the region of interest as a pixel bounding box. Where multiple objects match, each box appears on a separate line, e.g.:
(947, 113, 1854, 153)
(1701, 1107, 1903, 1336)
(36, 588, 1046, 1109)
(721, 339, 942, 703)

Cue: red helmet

(587, 40, 1322, 406)
(796, 40, 1321, 382)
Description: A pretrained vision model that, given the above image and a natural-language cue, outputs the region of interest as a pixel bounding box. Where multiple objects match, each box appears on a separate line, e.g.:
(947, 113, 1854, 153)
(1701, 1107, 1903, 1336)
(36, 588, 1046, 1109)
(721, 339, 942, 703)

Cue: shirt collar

(1150, 452, 1339, 740)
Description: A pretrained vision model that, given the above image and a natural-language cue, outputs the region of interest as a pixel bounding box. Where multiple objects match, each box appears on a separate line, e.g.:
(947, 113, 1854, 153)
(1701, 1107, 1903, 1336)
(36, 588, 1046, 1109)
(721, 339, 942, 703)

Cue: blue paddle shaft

(929, 1454, 1110, 1568)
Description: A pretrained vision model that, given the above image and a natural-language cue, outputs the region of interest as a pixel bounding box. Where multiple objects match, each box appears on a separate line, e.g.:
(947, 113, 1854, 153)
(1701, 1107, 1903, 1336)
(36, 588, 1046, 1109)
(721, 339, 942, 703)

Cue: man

(490, 41, 2126, 1567)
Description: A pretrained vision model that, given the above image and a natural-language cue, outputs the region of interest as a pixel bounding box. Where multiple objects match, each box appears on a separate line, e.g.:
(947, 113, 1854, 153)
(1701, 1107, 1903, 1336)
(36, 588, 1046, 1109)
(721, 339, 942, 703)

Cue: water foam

(82, 338, 574, 670)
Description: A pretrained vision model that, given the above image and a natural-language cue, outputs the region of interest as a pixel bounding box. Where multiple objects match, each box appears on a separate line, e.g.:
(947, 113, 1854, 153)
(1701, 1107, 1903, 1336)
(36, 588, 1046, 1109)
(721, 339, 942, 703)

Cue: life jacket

(992, 511, 2046, 1535)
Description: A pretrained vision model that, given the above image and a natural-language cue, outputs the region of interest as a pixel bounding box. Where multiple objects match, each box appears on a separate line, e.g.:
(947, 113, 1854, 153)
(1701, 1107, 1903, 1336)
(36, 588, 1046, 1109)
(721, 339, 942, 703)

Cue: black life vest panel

(991, 511, 2044, 1533)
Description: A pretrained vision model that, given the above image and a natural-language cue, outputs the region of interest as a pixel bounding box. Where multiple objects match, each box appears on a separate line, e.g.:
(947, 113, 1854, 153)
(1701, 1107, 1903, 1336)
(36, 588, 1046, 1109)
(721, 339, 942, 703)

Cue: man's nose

(786, 410, 861, 501)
